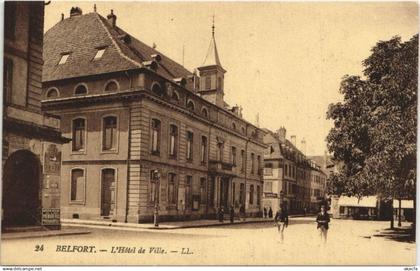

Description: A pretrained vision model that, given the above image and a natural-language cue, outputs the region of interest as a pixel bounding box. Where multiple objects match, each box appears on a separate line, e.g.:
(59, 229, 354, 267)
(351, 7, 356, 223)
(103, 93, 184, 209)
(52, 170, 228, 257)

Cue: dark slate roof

(43, 12, 193, 83)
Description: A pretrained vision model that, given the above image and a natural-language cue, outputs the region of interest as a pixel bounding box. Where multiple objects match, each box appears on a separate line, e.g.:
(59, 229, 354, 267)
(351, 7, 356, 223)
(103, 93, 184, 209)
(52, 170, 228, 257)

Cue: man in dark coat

(218, 206, 225, 222)
(263, 207, 267, 218)
(229, 205, 235, 223)
(316, 205, 330, 244)
(268, 207, 273, 218)
(274, 205, 289, 243)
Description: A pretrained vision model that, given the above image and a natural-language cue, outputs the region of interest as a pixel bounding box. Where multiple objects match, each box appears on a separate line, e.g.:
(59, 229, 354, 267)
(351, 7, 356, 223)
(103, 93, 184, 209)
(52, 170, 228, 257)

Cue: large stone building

(2, 1, 67, 230)
(41, 8, 266, 223)
(262, 128, 327, 214)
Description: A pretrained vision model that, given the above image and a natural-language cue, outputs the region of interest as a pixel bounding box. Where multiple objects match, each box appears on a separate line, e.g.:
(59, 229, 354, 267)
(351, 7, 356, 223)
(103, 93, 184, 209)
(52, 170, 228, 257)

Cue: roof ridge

(94, 13, 143, 68)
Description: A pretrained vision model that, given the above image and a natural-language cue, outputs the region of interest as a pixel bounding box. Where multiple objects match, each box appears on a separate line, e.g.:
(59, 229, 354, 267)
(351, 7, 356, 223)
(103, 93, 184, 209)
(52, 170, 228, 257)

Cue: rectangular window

(200, 178, 206, 205)
(201, 136, 207, 164)
(232, 183, 236, 205)
(169, 125, 178, 158)
(285, 164, 288, 177)
(168, 173, 177, 205)
(257, 155, 261, 175)
(257, 186, 260, 205)
(3, 58, 13, 105)
(231, 146, 237, 166)
(72, 118, 86, 151)
(186, 131, 193, 161)
(251, 153, 255, 174)
(186, 176, 192, 208)
(241, 150, 245, 172)
(103, 116, 117, 151)
(151, 119, 161, 154)
(249, 185, 254, 205)
(218, 142, 224, 162)
(71, 169, 85, 202)
(239, 183, 245, 205)
(264, 181, 273, 192)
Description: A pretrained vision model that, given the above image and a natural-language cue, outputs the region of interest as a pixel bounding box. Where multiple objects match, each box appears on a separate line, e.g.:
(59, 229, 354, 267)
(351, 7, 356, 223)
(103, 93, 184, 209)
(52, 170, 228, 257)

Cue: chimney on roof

(301, 138, 307, 155)
(291, 135, 296, 146)
(107, 9, 117, 28)
(70, 7, 82, 17)
(276, 126, 286, 142)
(231, 105, 240, 116)
(61, 13, 64, 21)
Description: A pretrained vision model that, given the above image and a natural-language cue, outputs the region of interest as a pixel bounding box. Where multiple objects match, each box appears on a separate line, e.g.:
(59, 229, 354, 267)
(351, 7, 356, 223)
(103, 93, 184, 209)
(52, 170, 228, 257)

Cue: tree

(326, 34, 417, 229)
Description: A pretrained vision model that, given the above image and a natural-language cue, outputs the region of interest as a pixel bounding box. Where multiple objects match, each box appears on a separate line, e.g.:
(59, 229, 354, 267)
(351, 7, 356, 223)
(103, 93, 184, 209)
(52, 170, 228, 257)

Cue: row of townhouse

(261, 127, 327, 215)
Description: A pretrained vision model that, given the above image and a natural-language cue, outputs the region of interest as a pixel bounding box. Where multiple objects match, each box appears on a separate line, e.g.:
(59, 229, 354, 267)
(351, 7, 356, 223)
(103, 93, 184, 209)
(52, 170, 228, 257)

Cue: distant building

(2, 1, 68, 230)
(41, 8, 266, 223)
(262, 127, 326, 214)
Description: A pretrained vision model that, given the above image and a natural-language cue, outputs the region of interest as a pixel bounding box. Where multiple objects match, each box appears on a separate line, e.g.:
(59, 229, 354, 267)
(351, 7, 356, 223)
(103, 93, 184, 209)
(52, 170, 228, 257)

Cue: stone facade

(42, 9, 266, 223)
(2, 2, 67, 229)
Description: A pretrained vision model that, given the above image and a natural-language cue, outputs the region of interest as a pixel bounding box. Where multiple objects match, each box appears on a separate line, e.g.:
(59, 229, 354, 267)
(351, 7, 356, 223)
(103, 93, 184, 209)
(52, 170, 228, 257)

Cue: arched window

(241, 127, 246, 134)
(46, 88, 59, 98)
(201, 107, 209, 118)
(151, 82, 163, 96)
(72, 118, 86, 151)
(169, 124, 178, 158)
(187, 100, 195, 111)
(104, 80, 118, 92)
(75, 84, 88, 95)
(102, 116, 117, 151)
(232, 122, 237, 130)
(71, 168, 85, 202)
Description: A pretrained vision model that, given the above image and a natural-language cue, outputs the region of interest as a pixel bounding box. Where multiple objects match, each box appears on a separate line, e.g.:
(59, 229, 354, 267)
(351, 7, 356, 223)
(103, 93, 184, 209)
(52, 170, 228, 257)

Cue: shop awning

(338, 196, 377, 208)
(393, 200, 414, 209)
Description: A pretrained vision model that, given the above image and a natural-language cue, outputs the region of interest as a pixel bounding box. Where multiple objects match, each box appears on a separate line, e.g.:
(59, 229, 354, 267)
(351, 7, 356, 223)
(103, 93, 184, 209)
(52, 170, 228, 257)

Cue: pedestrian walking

(268, 207, 273, 218)
(240, 204, 246, 221)
(230, 205, 235, 223)
(263, 207, 267, 218)
(218, 206, 225, 222)
(274, 205, 289, 243)
(316, 205, 330, 244)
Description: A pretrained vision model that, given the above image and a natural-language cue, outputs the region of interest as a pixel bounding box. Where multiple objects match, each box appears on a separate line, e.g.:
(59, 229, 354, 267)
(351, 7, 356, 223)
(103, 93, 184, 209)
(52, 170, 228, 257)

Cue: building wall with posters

(2, 1, 68, 229)
(41, 8, 266, 223)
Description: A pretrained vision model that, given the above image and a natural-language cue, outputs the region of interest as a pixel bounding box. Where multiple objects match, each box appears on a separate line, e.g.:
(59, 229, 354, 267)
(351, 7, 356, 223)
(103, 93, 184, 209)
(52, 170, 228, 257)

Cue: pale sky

(44, 1, 418, 156)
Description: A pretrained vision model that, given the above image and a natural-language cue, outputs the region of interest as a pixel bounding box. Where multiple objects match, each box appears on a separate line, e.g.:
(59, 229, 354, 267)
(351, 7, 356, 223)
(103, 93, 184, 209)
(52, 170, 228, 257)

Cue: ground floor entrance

(2, 150, 41, 227)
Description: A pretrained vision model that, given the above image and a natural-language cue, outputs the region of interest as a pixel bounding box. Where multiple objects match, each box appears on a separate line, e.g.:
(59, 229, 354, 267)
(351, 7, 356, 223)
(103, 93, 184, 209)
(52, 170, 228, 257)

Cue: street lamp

(153, 169, 161, 227)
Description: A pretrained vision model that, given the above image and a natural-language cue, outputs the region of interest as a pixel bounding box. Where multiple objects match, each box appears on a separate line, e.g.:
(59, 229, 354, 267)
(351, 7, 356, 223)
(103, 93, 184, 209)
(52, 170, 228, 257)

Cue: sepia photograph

(0, 0, 418, 266)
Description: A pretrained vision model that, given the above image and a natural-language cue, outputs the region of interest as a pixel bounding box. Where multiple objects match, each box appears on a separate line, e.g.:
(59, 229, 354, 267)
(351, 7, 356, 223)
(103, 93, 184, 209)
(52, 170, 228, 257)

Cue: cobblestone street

(1, 217, 415, 265)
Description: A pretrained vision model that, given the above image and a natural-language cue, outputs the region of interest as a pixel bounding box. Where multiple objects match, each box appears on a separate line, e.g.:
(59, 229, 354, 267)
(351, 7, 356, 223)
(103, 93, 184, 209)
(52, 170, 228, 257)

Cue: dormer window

(58, 53, 70, 65)
(75, 84, 88, 95)
(93, 48, 106, 60)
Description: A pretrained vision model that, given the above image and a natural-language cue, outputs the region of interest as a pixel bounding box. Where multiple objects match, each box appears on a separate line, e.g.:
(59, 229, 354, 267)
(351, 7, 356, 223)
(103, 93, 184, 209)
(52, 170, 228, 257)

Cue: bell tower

(197, 16, 226, 108)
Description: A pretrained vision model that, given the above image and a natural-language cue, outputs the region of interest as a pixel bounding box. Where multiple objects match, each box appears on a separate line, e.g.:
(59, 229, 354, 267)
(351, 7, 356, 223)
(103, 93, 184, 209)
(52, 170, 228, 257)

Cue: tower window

(205, 76, 211, 90)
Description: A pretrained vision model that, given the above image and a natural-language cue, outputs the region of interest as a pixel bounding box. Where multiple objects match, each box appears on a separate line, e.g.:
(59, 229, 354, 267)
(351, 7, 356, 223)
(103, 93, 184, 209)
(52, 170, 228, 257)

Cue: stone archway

(2, 149, 41, 227)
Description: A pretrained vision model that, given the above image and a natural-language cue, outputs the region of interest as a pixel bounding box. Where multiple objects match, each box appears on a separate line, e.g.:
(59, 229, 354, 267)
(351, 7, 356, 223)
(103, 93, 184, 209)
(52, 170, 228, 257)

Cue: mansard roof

(43, 12, 193, 83)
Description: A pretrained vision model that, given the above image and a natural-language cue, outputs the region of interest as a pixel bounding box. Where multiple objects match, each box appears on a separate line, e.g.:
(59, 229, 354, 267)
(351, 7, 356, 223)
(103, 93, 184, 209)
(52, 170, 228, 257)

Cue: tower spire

(212, 14, 215, 37)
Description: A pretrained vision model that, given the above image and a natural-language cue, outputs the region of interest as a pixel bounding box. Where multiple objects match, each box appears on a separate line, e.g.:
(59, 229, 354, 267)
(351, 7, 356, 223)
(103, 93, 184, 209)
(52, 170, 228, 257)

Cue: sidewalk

(62, 214, 313, 231)
(1, 227, 91, 240)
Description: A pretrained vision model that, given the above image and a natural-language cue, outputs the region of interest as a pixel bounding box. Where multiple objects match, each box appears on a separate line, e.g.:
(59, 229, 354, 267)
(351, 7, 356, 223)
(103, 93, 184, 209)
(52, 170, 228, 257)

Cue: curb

(2, 230, 91, 240)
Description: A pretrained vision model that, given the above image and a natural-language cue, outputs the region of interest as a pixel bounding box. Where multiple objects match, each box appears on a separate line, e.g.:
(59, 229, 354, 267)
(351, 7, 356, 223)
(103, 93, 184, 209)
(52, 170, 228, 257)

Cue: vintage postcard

(1, 0, 417, 266)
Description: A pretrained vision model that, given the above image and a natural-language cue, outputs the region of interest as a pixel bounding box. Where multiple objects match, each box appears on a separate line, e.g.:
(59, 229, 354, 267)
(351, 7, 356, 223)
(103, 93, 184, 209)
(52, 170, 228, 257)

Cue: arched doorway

(2, 150, 41, 227)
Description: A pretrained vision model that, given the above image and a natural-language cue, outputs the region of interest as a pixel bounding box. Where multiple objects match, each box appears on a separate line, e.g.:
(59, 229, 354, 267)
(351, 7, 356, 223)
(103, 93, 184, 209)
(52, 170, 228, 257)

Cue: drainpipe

(244, 125, 250, 220)
(124, 99, 132, 223)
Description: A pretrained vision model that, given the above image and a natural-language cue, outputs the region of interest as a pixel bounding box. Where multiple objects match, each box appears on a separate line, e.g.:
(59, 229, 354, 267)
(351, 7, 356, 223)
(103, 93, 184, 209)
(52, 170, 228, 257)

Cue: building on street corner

(41, 7, 266, 223)
(2, 1, 69, 230)
(262, 127, 327, 215)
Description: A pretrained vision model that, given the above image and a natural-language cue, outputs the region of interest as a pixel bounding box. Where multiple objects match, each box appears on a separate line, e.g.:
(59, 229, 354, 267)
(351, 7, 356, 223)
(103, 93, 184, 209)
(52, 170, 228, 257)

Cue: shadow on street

(373, 226, 416, 243)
